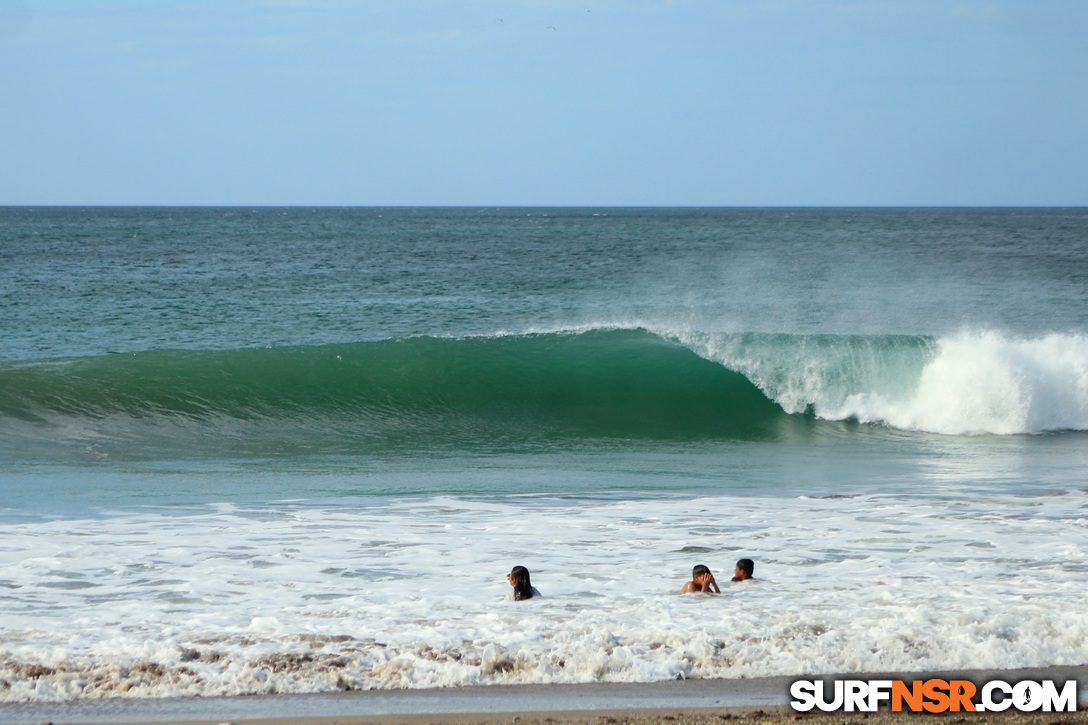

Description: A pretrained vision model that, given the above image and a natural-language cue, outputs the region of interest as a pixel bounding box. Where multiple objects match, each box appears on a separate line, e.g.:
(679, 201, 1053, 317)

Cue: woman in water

(506, 565, 541, 600)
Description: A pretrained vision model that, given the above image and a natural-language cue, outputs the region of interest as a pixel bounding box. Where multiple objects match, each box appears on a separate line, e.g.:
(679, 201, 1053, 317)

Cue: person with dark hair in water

(680, 564, 720, 593)
(733, 558, 755, 581)
(505, 565, 542, 600)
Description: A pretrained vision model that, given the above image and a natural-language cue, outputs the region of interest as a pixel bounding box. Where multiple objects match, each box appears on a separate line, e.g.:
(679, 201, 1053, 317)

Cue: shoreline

(2, 665, 1086, 725)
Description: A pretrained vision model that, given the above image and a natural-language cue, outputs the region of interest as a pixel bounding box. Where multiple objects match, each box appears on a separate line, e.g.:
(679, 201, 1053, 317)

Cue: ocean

(1, 207, 1087, 703)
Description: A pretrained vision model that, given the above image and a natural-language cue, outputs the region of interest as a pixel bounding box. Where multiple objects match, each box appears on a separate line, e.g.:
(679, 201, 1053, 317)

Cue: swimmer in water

(680, 564, 720, 593)
(732, 558, 754, 581)
(505, 565, 542, 600)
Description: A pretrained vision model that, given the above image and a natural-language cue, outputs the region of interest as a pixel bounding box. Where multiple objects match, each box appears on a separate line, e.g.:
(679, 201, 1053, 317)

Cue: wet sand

(208, 707, 1088, 725)
(2, 666, 1085, 725)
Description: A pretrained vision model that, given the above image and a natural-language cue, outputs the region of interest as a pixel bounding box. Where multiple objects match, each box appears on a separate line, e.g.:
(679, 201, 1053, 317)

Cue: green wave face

(0, 329, 788, 456)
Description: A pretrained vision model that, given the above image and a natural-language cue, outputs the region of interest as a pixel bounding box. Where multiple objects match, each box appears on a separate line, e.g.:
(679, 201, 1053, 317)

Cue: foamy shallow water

(2, 490, 1087, 702)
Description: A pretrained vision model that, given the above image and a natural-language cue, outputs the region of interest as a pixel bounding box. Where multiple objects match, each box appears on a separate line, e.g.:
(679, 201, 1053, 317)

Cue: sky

(1, 0, 1086, 206)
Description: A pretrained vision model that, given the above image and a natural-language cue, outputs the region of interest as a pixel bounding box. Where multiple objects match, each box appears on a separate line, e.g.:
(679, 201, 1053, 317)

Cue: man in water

(681, 564, 720, 593)
(732, 558, 754, 582)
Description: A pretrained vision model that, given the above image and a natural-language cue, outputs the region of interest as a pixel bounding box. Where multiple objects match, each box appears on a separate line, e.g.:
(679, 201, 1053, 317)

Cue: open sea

(1, 207, 1087, 704)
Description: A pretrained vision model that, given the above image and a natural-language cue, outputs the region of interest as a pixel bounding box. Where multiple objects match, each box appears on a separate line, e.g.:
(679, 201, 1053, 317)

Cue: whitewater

(1, 207, 1087, 705)
(3, 491, 1087, 702)
(682, 328, 1088, 436)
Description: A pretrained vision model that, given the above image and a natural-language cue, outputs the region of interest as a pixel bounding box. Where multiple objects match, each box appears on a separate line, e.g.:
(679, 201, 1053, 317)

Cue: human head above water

(508, 565, 535, 600)
(692, 564, 711, 578)
(734, 558, 754, 580)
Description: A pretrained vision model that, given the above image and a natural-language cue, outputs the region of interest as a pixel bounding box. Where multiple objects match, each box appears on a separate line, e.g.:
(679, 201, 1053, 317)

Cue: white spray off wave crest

(862, 332, 1088, 435)
(682, 330, 1088, 436)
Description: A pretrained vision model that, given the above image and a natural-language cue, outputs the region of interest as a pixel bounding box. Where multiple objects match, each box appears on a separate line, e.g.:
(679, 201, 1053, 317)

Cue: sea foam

(2, 491, 1087, 702)
(874, 332, 1088, 435)
(686, 330, 1088, 435)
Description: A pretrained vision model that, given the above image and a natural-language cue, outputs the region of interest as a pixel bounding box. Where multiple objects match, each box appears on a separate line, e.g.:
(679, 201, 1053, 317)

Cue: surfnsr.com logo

(790, 678, 1078, 713)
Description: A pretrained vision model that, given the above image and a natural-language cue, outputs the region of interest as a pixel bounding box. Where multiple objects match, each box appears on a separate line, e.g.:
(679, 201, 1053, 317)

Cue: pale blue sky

(2, 1, 1086, 205)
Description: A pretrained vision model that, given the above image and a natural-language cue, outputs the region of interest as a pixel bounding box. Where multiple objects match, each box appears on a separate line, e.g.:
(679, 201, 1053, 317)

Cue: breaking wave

(2, 328, 1087, 460)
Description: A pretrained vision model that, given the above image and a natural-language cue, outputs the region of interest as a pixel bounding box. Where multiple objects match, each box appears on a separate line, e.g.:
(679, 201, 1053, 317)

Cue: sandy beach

(7, 701, 1088, 725)
(2, 666, 1085, 725)
(196, 707, 1088, 725)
